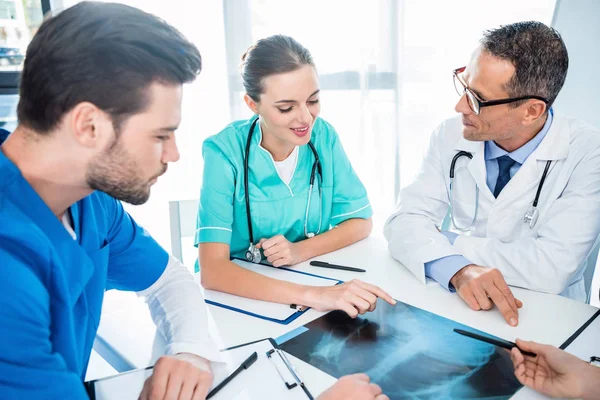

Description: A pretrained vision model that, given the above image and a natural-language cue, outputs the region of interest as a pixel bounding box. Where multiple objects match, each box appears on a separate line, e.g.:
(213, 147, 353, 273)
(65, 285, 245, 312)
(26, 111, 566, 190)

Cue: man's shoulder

(561, 115, 600, 145)
(0, 202, 53, 290)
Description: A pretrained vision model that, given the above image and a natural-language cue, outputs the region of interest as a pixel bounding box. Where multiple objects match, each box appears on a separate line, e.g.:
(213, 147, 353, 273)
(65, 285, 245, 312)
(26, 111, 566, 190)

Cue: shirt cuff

(166, 341, 223, 364)
(330, 202, 372, 225)
(194, 226, 232, 246)
(424, 255, 471, 292)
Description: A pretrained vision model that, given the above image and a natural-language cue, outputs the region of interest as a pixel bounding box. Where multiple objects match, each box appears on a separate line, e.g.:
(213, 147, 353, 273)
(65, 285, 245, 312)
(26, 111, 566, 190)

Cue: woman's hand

(257, 235, 302, 267)
(305, 279, 396, 318)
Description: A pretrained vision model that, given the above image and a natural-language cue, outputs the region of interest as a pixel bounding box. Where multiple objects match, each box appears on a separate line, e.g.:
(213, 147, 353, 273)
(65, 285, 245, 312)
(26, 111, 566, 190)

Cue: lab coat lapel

(533, 114, 570, 163)
(495, 114, 569, 203)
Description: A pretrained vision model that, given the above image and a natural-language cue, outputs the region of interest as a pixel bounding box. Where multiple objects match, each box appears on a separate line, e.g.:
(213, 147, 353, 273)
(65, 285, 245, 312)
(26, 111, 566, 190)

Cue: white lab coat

(384, 113, 600, 302)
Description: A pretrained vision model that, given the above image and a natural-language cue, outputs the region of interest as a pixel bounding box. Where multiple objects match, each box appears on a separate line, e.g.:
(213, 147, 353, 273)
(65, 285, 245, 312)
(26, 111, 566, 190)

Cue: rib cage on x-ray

(280, 300, 521, 399)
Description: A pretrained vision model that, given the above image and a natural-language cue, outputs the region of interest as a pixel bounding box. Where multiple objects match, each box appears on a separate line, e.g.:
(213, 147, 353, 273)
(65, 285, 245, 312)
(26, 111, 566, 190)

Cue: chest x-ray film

(279, 300, 522, 399)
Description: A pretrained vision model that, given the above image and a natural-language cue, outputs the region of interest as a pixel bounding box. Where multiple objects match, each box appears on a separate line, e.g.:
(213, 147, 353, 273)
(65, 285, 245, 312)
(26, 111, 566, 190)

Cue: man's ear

(69, 102, 113, 148)
(522, 100, 547, 126)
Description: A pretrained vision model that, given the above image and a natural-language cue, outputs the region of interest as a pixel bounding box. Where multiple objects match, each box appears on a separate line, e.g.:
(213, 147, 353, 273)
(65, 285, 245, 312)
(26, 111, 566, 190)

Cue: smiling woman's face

(250, 64, 321, 149)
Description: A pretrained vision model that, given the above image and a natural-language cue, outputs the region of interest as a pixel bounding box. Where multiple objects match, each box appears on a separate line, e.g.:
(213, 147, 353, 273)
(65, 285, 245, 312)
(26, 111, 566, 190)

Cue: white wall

(552, 0, 600, 130)
(552, 0, 600, 306)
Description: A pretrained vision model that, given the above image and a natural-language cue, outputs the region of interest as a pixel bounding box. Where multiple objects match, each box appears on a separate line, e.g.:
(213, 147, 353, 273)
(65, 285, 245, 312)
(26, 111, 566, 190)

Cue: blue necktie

(494, 155, 516, 198)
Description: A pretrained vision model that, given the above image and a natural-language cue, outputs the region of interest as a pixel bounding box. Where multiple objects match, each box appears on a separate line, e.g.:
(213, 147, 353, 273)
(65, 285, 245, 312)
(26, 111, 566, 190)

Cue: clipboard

(559, 308, 600, 365)
(85, 338, 320, 399)
(202, 258, 343, 324)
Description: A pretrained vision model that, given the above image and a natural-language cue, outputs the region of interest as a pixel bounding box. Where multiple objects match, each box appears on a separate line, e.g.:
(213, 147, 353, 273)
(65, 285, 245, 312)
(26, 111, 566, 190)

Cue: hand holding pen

(510, 339, 600, 400)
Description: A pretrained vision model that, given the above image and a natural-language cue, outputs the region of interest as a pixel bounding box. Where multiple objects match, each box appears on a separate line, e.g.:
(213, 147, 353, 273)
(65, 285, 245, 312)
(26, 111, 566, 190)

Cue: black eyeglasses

(453, 66, 549, 115)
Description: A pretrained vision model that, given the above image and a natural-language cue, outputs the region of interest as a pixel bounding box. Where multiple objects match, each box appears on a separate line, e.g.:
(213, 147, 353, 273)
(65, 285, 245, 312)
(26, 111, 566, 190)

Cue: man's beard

(86, 140, 160, 205)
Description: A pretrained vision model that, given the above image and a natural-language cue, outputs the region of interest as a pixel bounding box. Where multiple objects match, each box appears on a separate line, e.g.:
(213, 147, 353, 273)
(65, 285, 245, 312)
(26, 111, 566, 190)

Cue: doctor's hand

(510, 339, 599, 399)
(139, 353, 213, 400)
(317, 373, 389, 400)
(450, 265, 523, 326)
(305, 279, 397, 318)
(257, 235, 301, 267)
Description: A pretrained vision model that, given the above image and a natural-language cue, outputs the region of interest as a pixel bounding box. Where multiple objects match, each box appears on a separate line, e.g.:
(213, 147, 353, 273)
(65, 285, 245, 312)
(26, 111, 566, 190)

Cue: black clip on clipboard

(265, 340, 314, 399)
(226, 337, 314, 399)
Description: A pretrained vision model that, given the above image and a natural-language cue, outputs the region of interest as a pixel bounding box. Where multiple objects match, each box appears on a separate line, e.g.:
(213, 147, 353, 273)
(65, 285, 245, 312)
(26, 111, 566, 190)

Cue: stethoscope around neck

(244, 117, 323, 263)
(449, 150, 551, 232)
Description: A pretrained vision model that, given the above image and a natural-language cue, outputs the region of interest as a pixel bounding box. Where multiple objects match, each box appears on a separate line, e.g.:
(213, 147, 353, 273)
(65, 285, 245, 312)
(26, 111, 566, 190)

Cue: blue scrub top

(195, 116, 372, 260)
(0, 139, 168, 398)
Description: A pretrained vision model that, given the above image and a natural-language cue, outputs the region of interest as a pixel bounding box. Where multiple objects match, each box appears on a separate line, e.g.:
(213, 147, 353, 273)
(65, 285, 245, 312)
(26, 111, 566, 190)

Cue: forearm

(137, 257, 221, 362)
(201, 258, 313, 306)
(582, 363, 600, 400)
(295, 218, 372, 262)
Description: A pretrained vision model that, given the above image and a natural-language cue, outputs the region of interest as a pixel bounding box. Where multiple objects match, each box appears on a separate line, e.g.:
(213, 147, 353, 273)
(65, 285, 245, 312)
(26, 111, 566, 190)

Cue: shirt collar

(485, 108, 554, 164)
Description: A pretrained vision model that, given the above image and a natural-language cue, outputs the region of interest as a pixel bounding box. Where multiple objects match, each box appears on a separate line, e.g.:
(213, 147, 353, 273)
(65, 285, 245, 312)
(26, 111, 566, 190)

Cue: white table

(96, 236, 599, 398)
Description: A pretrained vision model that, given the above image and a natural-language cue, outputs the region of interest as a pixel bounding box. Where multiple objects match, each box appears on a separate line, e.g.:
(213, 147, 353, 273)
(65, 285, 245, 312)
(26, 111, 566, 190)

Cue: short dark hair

(240, 34, 314, 102)
(18, 1, 202, 134)
(481, 21, 568, 109)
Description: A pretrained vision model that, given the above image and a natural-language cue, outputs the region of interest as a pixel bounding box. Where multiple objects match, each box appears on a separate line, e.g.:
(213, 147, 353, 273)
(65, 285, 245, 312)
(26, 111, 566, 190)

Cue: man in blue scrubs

(0, 3, 389, 400)
(0, 3, 223, 399)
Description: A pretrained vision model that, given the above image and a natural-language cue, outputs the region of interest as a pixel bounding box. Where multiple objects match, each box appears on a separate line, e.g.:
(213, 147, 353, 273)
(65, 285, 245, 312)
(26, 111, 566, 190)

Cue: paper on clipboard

(201, 259, 339, 322)
(89, 339, 320, 400)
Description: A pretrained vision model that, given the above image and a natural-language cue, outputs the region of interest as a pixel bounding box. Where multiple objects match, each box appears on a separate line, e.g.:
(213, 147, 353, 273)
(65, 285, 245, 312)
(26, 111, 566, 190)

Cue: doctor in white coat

(385, 21, 600, 326)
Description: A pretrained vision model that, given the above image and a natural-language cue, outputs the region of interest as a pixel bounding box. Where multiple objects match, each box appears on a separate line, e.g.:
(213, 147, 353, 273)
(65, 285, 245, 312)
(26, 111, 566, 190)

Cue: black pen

(309, 260, 366, 273)
(206, 351, 258, 399)
(454, 329, 537, 357)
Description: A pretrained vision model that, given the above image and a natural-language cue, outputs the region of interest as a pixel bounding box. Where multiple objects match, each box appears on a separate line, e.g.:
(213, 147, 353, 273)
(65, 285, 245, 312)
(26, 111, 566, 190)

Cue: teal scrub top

(195, 116, 372, 260)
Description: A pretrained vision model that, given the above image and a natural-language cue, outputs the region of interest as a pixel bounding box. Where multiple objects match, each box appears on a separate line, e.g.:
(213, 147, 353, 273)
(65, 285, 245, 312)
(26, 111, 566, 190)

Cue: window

(0, 0, 44, 132)
(224, 0, 557, 231)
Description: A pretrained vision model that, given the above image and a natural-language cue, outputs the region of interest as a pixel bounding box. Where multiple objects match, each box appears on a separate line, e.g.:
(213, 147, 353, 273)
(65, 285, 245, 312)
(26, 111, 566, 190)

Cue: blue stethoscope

(244, 117, 323, 263)
(449, 151, 551, 232)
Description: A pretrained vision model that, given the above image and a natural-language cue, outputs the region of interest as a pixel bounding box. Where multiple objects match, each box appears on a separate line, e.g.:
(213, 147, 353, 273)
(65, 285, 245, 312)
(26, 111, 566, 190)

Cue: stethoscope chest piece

(450, 150, 550, 232)
(245, 244, 262, 263)
(523, 207, 539, 229)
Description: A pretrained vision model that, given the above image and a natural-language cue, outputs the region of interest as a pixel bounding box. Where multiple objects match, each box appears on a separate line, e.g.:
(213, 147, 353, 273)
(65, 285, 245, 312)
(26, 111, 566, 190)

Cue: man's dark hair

(481, 21, 568, 109)
(17, 1, 202, 134)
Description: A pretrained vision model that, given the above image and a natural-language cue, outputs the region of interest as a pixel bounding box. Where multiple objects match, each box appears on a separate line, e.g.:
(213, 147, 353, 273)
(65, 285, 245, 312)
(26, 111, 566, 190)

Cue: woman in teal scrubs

(195, 35, 395, 317)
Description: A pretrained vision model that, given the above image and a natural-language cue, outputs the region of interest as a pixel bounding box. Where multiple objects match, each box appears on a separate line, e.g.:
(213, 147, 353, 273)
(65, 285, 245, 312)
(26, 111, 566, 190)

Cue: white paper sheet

(91, 339, 323, 400)
(202, 260, 339, 321)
